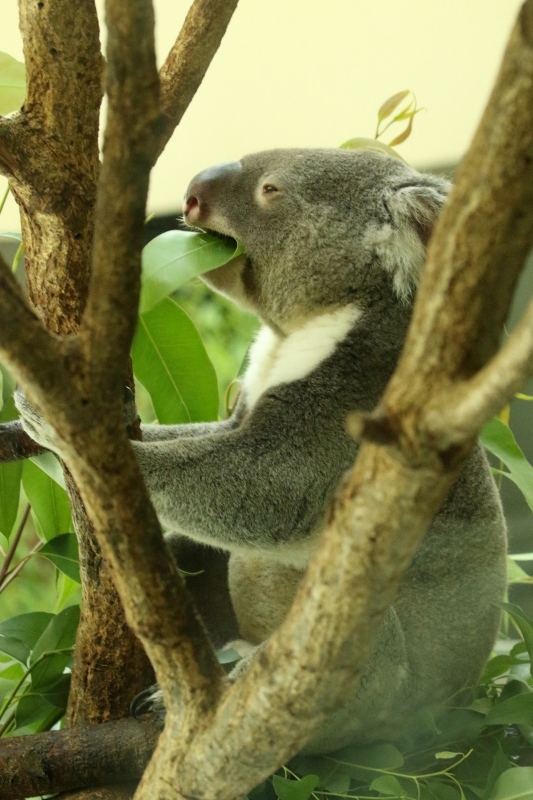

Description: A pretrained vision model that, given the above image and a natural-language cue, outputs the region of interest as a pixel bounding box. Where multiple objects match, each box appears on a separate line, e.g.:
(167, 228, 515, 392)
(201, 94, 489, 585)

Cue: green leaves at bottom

(272, 775, 320, 800)
(484, 692, 533, 727)
(487, 767, 533, 800)
(370, 774, 404, 797)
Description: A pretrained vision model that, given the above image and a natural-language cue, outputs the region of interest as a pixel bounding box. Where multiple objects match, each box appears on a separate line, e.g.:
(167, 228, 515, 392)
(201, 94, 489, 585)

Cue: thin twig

(156, 0, 240, 158)
(0, 537, 42, 593)
(0, 503, 31, 587)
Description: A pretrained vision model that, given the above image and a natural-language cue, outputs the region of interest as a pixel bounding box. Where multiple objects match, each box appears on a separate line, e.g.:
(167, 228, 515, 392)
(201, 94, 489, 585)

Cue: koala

(16, 148, 507, 753)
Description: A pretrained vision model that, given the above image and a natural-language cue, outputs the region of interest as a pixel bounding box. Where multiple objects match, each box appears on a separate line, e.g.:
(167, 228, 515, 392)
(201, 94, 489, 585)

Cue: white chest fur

(242, 305, 361, 410)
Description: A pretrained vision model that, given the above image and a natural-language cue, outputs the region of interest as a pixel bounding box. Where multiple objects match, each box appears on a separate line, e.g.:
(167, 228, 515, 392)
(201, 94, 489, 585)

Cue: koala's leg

(165, 533, 239, 648)
(223, 605, 411, 753)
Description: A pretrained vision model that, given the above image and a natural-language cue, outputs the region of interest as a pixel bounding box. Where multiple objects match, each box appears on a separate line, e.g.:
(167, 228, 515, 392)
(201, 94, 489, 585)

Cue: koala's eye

(262, 183, 279, 194)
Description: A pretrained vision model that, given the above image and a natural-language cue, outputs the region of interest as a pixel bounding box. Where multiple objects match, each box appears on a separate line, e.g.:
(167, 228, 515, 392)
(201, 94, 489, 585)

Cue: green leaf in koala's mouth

(140, 230, 243, 314)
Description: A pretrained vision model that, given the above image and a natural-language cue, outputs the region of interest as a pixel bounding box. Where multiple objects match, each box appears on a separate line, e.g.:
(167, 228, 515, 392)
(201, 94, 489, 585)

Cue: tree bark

(0, 0, 241, 746)
(0, 716, 160, 800)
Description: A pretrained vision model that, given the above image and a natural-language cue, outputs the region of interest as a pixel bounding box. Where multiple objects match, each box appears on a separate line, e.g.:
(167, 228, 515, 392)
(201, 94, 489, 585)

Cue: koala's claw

(130, 685, 164, 718)
(123, 385, 138, 428)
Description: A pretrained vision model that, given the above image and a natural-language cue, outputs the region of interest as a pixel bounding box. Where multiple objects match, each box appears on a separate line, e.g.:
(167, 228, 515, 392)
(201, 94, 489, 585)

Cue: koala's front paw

(14, 389, 60, 454)
(130, 684, 165, 718)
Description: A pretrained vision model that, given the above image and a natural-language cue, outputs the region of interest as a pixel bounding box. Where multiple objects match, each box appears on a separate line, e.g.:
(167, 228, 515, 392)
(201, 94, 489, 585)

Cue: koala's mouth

(203, 227, 238, 247)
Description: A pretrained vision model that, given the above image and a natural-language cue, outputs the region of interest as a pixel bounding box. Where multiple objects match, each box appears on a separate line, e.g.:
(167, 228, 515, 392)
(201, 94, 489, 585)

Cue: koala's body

(17, 148, 507, 753)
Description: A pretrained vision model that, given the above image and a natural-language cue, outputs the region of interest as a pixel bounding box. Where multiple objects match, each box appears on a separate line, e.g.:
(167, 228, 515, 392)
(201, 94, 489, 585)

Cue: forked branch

(156, 0, 240, 157)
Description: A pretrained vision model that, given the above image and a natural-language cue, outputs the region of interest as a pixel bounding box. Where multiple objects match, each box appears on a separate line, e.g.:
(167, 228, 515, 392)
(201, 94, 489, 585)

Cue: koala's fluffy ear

(369, 176, 450, 302)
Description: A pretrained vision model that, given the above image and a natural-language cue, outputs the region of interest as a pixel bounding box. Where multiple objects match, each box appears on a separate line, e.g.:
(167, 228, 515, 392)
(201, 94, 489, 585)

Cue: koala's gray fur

(16, 148, 507, 753)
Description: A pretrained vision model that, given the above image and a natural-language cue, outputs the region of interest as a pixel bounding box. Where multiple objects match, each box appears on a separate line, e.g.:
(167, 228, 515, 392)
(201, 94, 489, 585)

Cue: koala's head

(183, 149, 449, 331)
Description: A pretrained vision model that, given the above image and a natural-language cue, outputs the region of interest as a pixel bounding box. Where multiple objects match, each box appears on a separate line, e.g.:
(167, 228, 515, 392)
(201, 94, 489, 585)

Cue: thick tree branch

(0, 421, 46, 462)
(156, 0, 240, 158)
(81, 0, 161, 399)
(5, 0, 154, 736)
(0, 716, 160, 800)
(70, 0, 224, 725)
(0, 118, 22, 178)
(10, 0, 102, 332)
(0, 253, 70, 405)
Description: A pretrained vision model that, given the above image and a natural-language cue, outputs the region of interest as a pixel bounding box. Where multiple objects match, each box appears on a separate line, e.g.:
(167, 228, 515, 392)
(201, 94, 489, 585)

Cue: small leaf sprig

(375, 90, 424, 147)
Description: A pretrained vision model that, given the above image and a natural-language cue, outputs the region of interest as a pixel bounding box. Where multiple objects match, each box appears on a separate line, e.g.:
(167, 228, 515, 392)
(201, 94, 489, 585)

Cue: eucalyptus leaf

(481, 419, 533, 511)
(377, 90, 410, 122)
(511, 641, 528, 657)
(389, 113, 416, 147)
(335, 742, 404, 770)
(140, 230, 243, 314)
(0, 51, 25, 116)
(39, 534, 80, 583)
(0, 661, 24, 681)
(22, 458, 72, 541)
(0, 381, 22, 538)
(30, 605, 79, 689)
(0, 461, 22, 538)
(507, 558, 530, 584)
(30, 452, 67, 489)
(500, 602, 533, 676)
(487, 767, 533, 800)
(132, 298, 218, 424)
(481, 655, 518, 683)
(435, 751, 463, 760)
(484, 693, 533, 727)
(423, 782, 461, 800)
(35, 672, 71, 708)
(0, 365, 16, 407)
(0, 635, 29, 663)
(272, 774, 320, 800)
(370, 774, 405, 796)
(0, 611, 54, 649)
(339, 136, 405, 161)
(14, 692, 58, 731)
(483, 746, 513, 800)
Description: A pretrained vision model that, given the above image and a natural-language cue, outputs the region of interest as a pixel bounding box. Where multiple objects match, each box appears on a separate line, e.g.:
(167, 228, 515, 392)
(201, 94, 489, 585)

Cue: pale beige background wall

(0, 0, 524, 230)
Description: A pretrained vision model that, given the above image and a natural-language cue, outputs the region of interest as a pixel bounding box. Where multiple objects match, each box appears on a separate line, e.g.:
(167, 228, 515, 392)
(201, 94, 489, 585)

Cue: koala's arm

(132, 394, 348, 552)
(141, 416, 238, 442)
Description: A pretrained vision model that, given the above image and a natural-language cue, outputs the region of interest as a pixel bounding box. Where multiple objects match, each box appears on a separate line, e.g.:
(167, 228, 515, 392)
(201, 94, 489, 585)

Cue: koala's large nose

(183, 161, 242, 226)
